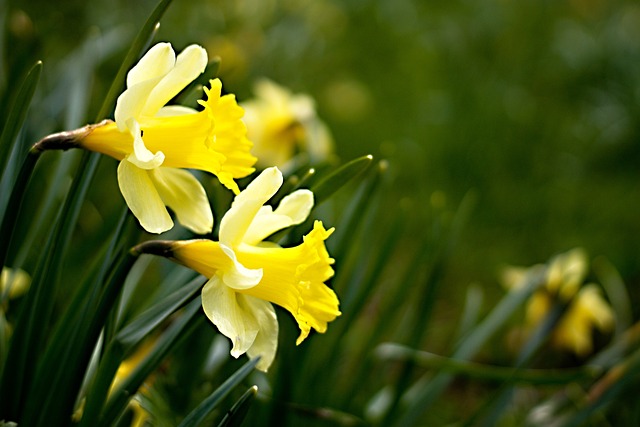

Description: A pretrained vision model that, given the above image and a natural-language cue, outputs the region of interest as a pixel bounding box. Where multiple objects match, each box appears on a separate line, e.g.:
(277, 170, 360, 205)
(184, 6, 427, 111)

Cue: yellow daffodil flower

(35, 42, 256, 234)
(241, 78, 333, 169)
(553, 284, 614, 355)
(501, 248, 614, 356)
(1, 267, 30, 301)
(133, 167, 341, 371)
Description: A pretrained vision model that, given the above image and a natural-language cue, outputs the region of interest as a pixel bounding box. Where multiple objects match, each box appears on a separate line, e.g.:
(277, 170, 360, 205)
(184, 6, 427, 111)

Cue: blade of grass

(0, 201, 62, 420)
(309, 154, 373, 205)
(0, 150, 40, 271)
(395, 266, 547, 427)
(99, 299, 203, 427)
(217, 386, 259, 427)
(78, 275, 204, 427)
(178, 359, 259, 427)
(23, 210, 137, 426)
(0, 61, 42, 180)
(375, 343, 597, 385)
(560, 346, 640, 427)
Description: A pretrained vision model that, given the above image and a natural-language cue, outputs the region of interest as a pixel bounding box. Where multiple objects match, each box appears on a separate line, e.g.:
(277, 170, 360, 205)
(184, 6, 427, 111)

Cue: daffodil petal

(220, 244, 263, 290)
(155, 105, 198, 117)
(142, 44, 208, 117)
(202, 275, 259, 357)
(115, 79, 164, 131)
(126, 42, 175, 87)
(150, 167, 213, 234)
(125, 119, 165, 169)
(243, 297, 278, 372)
(274, 189, 314, 223)
(115, 43, 176, 131)
(117, 160, 173, 234)
(219, 167, 283, 247)
(242, 189, 313, 245)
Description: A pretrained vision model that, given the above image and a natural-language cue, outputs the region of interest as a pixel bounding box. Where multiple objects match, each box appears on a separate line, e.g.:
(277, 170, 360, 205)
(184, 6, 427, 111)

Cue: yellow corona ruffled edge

(198, 79, 256, 194)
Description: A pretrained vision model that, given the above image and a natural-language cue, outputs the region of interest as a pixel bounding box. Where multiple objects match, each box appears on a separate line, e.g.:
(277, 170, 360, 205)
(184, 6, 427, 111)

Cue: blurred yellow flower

(501, 248, 614, 356)
(241, 79, 333, 169)
(0, 267, 30, 301)
(36, 42, 256, 234)
(73, 339, 157, 424)
(134, 167, 341, 371)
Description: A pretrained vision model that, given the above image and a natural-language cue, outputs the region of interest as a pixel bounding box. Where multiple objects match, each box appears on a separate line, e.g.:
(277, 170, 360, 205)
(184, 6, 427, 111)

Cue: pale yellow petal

(150, 167, 213, 234)
(304, 119, 334, 161)
(115, 79, 164, 131)
(142, 44, 208, 117)
(126, 42, 175, 87)
(117, 160, 173, 234)
(273, 189, 314, 224)
(201, 275, 259, 357)
(242, 189, 313, 245)
(155, 105, 198, 117)
(243, 297, 278, 372)
(126, 119, 165, 169)
(219, 244, 263, 290)
(219, 167, 283, 247)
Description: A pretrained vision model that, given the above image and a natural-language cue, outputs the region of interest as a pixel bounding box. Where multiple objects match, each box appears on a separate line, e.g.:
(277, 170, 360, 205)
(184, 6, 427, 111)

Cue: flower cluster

(37, 43, 341, 371)
(501, 248, 614, 356)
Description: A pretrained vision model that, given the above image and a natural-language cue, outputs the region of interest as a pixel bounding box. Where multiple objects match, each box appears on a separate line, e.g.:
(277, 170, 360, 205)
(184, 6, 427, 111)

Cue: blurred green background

(3, 0, 640, 423)
(8, 0, 640, 292)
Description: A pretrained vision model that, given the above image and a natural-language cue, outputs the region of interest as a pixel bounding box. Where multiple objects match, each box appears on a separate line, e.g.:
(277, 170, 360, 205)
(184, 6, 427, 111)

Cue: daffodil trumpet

(33, 42, 256, 234)
(132, 167, 341, 371)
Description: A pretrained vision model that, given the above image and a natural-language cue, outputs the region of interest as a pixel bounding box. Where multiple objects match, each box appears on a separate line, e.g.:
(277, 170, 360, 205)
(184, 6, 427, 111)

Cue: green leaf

(21, 210, 137, 426)
(395, 266, 547, 427)
(375, 343, 597, 385)
(216, 386, 258, 427)
(309, 154, 373, 205)
(0, 61, 42, 178)
(115, 275, 204, 351)
(94, 0, 174, 121)
(560, 346, 640, 427)
(329, 159, 386, 260)
(178, 358, 259, 427)
(78, 275, 204, 427)
(0, 151, 40, 272)
(99, 299, 204, 427)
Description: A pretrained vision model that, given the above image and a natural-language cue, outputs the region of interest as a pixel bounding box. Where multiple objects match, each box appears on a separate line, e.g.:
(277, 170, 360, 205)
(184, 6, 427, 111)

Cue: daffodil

(133, 167, 341, 371)
(241, 78, 333, 169)
(35, 42, 256, 234)
(553, 284, 614, 355)
(1, 267, 30, 301)
(501, 248, 614, 356)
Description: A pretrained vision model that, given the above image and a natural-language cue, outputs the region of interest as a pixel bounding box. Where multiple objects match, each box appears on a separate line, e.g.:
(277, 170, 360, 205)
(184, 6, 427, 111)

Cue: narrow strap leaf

(99, 299, 204, 427)
(395, 268, 547, 427)
(178, 358, 260, 427)
(0, 61, 42, 177)
(0, 151, 40, 270)
(22, 210, 137, 426)
(309, 154, 373, 205)
(375, 343, 598, 385)
(216, 386, 258, 427)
